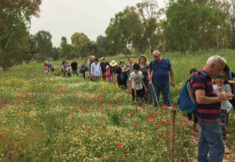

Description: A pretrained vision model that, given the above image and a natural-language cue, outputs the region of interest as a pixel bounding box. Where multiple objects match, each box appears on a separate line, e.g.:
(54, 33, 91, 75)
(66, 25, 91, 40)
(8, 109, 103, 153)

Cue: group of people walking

(48, 50, 235, 162)
(77, 50, 175, 107)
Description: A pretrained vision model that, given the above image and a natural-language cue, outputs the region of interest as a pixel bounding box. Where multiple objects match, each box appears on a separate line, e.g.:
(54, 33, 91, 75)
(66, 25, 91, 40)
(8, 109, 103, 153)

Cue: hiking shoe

(224, 144, 230, 154)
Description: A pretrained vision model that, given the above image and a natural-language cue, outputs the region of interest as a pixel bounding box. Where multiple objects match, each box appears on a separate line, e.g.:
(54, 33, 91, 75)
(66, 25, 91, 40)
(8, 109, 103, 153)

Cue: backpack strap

(228, 71, 233, 80)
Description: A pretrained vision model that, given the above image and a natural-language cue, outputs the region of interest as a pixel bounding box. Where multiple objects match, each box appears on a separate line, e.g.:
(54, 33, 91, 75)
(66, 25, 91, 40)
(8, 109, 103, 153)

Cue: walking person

(187, 68, 198, 127)
(148, 50, 175, 107)
(129, 63, 147, 104)
(44, 61, 49, 74)
(100, 57, 109, 81)
(125, 57, 134, 89)
(109, 60, 118, 83)
(62, 60, 68, 77)
(105, 65, 112, 83)
(71, 59, 78, 76)
(90, 58, 102, 81)
(88, 56, 95, 80)
(116, 61, 128, 89)
(190, 56, 233, 162)
(80, 59, 89, 79)
(138, 56, 150, 103)
(224, 65, 235, 110)
(213, 73, 232, 154)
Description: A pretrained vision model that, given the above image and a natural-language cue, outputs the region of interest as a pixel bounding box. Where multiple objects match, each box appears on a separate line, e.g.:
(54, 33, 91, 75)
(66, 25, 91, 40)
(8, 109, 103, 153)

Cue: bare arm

(142, 80, 147, 91)
(169, 67, 175, 87)
(195, 90, 233, 104)
(148, 69, 152, 84)
(129, 80, 132, 93)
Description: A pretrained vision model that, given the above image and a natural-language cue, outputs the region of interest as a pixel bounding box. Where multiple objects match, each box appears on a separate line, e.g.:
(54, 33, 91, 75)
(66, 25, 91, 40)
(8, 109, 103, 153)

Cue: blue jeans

(198, 120, 224, 162)
(72, 69, 78, 75)
(152, 85, 170, 106)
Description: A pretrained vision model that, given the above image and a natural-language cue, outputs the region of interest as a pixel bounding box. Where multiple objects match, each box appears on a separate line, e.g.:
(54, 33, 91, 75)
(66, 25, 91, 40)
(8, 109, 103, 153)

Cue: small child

(129, 64, 147, 103)
(66, 65, 72, 77)
(213, 74, 232, 154)
(44, 61, 49, 74)
(105, 65, 112, 82)
(187, 68, 198, 127)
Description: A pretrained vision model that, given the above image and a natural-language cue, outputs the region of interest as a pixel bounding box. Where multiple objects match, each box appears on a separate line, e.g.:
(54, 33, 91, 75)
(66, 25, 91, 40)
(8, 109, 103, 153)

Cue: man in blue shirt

(148, 50, 175, 107)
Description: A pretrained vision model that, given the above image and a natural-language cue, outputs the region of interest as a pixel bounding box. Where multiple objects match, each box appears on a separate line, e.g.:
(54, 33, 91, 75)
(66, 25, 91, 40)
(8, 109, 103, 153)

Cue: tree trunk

(2, 62, 8, 72)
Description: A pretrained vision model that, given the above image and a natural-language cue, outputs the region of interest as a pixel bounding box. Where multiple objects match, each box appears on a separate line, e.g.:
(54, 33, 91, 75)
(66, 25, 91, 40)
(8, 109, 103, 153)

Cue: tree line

(1, 0, 235, 71)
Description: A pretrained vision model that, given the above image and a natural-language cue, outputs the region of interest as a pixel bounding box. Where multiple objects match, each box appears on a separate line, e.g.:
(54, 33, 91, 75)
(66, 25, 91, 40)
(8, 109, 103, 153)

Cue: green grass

(0, 49, 234, 161)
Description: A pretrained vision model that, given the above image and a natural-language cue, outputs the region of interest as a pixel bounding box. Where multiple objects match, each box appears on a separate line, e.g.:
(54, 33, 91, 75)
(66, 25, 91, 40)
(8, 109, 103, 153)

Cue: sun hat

(110, 60, 117, 67)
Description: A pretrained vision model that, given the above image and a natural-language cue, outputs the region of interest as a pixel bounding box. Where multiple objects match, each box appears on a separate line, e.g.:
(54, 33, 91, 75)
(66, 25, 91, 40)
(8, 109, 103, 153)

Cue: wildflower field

(0, 50, 235, 161)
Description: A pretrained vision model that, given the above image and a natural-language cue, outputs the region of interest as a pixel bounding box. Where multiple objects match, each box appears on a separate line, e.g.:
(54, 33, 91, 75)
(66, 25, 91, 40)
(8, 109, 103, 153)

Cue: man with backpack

(190, 56, 233, 162)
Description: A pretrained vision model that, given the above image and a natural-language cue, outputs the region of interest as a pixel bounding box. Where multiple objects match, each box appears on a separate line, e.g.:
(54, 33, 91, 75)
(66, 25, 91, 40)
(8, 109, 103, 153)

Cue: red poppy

(161, 131, 164, 134)
(88, 127, 92, 130)
(150, 112, 154, 115)
(117, 143, 122, 147)
(161, 105, 166, 109)
(134, 124, 138, 128)
(160, 120, 165, 124)
(102, 125, 106, 129)
(130, 112, 133, 116)
(157, 125, 161, 128)
(125, 151, 128, 154)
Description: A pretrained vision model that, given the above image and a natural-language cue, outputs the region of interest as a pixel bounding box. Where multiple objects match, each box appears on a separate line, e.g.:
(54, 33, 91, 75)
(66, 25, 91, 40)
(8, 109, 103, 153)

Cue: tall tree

(0, 0, 41, 71)
(34, 30, 54, 61)
(60, 36, 73, 59)
(71, 32, 90, 58)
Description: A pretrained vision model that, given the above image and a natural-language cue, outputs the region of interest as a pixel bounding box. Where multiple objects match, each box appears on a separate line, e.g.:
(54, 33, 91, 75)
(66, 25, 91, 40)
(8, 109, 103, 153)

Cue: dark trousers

(153, 85, 170, 106)
(187, 113, 198, 124)
(132, 88, 145, 104)
(72, 69, 78, 75)
(220, 110, 227, 140)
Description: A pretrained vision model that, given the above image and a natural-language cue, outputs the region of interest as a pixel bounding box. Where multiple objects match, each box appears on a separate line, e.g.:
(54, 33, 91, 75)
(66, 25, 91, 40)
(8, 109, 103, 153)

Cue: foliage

(0, 0, 42, 71)
(71, 32, 90, 58)
(34, 30, 54, 61)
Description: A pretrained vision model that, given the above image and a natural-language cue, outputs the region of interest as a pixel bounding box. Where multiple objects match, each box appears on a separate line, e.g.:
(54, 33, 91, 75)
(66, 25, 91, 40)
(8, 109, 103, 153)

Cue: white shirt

(91, 63, 101, 77)
(129, 71, 144, 90)
(213, 84, 232, 112)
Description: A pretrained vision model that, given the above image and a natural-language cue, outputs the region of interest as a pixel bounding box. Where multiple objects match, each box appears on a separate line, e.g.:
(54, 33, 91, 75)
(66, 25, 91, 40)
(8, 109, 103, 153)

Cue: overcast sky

(30, 0, 165, 47)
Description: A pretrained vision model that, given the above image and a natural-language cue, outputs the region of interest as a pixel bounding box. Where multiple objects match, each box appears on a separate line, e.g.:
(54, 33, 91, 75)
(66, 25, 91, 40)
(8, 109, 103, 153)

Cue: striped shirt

(190, 69, 221, 122)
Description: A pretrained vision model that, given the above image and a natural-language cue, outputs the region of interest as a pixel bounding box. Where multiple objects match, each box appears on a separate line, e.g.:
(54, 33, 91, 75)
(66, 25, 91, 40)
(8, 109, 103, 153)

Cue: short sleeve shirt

(149, 58, 171, 86)
(129, 71, 144, 90)
(190, 69, 221, 122)
(125, 64, 133, 77)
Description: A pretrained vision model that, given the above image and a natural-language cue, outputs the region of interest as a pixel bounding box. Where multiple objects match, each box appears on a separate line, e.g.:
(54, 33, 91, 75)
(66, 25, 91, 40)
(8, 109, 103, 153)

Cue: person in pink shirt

(105, 65, 112, 82)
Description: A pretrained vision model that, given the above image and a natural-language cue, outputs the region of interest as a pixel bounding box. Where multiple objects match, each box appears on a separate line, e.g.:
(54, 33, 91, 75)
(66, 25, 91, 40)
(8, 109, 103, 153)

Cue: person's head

(139, 55, 147, 66)
(106, 65, 110, 70)
(100, 57, 105, 63)
(84, 59, 87, 64)
(120, 61, 125, 67)
(133, 63, 140, 73)
(128, 57, 133, 64)
(215, 74, 225, 87)
(152, 50, 161, 62)
(205, 55, 227, 77)
(73, 59, 76, 62)
(189, 68, 197, 77)
(90, 56, 95, 62)
(45, 61, 48, 64)
(94, 58, 98, 64)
